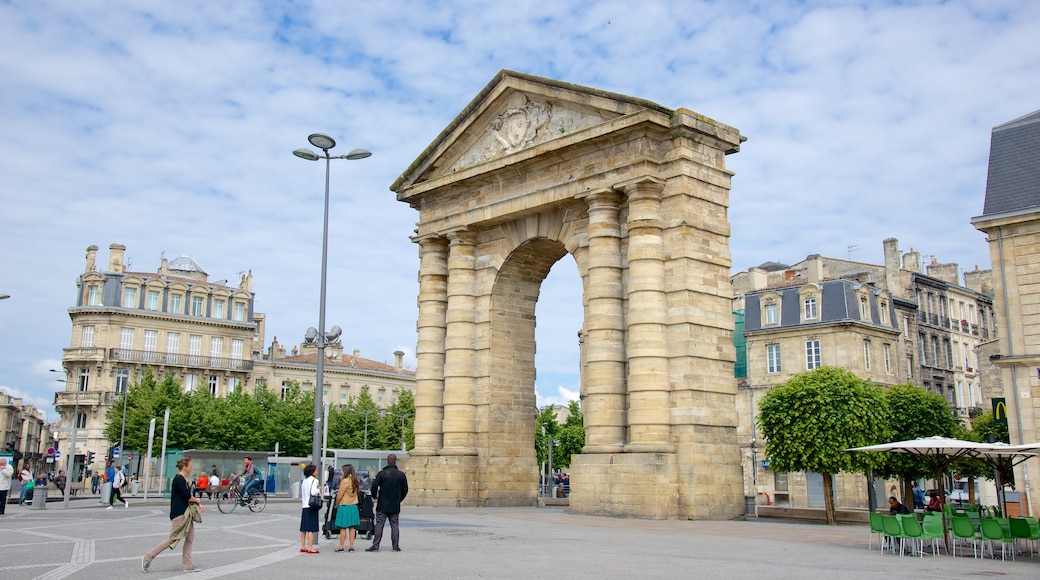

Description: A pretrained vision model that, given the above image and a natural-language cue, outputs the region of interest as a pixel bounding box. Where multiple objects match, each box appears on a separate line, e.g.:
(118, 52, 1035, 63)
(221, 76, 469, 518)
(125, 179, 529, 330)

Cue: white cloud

(1, 0, 1038, 420)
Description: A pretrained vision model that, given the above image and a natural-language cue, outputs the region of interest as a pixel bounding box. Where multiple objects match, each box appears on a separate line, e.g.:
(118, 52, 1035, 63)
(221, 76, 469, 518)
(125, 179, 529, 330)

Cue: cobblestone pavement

(1, 497, 1037, 579)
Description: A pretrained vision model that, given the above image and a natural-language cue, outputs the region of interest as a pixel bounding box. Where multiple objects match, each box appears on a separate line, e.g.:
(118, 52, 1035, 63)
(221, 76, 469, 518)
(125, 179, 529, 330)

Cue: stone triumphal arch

(391, 71, 746, 519)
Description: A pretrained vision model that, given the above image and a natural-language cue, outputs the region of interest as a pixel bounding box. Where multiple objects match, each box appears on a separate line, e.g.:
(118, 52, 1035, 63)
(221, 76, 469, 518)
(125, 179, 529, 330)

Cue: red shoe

(299, 548, 307, 553)
(307, 549, 319, 554)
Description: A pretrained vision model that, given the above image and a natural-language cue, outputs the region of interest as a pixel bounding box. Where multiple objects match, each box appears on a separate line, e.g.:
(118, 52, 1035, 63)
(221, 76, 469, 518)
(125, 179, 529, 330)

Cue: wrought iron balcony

(108, 348, 253, 371)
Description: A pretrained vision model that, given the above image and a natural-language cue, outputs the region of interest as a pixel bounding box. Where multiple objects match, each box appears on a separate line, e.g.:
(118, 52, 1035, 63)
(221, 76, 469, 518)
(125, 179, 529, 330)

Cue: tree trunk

(823, 471, 836, 525)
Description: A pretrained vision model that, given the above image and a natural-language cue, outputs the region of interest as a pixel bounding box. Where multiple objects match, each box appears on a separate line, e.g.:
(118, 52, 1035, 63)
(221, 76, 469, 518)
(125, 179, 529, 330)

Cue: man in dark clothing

(365, 454, 408, 552)
(888, 496, 910, 515)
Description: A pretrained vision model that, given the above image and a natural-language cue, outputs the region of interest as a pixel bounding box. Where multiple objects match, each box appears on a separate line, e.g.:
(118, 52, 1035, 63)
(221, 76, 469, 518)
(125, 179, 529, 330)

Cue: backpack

(253, 467, 262, 481)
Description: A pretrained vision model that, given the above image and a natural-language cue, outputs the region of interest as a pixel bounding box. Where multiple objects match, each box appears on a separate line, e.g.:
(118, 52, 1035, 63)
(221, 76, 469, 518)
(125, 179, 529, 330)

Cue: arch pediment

(392, 70, 674, 197)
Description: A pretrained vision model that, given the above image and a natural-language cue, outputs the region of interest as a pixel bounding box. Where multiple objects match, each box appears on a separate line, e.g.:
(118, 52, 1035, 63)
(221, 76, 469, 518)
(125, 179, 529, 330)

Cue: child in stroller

(357, 470, 374, 540)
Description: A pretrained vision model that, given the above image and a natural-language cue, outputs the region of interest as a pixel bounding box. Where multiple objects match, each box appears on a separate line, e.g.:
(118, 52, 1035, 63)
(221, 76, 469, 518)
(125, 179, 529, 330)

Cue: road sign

(54, 450, 61, 459)
(47, 447, 55, 456)
(113, 446, 120, 459)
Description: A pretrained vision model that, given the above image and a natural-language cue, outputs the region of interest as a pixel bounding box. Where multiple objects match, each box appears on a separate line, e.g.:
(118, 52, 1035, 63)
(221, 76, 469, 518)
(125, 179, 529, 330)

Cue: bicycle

(216, 485, 267, 513)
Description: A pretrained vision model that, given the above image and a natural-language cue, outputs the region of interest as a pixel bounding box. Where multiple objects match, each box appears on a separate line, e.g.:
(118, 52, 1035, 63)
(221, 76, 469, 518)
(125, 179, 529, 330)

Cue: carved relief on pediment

(450, 92, 607, 172)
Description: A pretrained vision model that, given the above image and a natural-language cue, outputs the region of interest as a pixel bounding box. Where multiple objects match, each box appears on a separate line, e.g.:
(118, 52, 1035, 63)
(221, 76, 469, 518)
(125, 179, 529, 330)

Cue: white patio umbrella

(848, 436, 985, 549)
(970, 442, 1037, 513)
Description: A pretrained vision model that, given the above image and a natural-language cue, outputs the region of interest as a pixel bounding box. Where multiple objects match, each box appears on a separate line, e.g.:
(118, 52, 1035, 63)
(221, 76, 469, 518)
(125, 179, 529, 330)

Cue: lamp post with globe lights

(293, 133, 371, 476)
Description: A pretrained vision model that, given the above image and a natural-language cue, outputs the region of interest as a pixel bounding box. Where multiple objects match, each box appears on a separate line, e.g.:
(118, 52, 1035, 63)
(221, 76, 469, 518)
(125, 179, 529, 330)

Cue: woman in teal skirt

(334, 464, 361, 552)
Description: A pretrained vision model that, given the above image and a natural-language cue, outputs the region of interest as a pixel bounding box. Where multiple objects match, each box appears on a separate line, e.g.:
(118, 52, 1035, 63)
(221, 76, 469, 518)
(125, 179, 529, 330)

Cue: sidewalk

(0, 498, 1036, 579)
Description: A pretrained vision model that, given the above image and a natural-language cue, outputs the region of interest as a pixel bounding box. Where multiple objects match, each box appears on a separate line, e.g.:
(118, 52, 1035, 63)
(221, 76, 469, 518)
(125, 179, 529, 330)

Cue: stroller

(357, 470, 374, 540)
(322, 495, 341, 539)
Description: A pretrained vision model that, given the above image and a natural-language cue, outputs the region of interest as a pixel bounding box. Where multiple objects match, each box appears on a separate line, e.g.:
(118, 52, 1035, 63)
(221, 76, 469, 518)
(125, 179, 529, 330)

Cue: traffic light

(87, 451, 95, 465)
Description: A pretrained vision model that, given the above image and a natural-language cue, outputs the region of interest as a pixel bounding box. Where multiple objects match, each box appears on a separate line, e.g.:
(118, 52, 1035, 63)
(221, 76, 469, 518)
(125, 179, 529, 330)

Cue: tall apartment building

(56, 244, 265, 478)
(0, 390, 50, 474)
(972, 108, 1040, 518)
(56, 243, 417, 480)
(732, 238, 995, 509)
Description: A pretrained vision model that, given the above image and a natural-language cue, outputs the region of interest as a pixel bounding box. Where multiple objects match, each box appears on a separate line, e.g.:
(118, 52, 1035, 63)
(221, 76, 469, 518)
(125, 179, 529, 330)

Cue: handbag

(308, 481, 322, 509)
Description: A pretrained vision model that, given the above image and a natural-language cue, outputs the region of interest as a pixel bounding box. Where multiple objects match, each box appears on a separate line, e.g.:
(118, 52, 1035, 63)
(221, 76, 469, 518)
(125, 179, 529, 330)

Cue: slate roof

(981, 109, 1040, 217)
(744, 278, 897, 333)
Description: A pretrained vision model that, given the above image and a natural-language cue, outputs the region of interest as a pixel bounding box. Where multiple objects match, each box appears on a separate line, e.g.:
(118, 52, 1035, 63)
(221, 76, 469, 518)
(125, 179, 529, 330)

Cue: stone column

(621, 177, 672, 452)
(578, 189, 626, 453)
(412, 235, 448, 455)
(441, 229, 478, 455)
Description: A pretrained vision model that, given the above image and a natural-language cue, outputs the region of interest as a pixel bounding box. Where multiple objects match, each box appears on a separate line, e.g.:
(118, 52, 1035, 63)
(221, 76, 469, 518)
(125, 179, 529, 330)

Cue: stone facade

(58, 244, 266, 476)
(734, 239, 995, 510)
(0, 391, 48, 474)
(391, 70, 745, 519)
(59, 244, 416, 479)
(972, 109, 1040, 518)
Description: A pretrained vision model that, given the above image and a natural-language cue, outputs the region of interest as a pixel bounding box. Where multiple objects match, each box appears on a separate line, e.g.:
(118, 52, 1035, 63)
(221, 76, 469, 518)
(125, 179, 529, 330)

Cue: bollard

(31, 487, 48, 510)
(100, 481, 112, 504)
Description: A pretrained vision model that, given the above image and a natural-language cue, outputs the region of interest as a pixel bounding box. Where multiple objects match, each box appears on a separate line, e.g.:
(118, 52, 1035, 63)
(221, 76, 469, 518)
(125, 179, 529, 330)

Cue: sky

(2, 0, 1038, 421)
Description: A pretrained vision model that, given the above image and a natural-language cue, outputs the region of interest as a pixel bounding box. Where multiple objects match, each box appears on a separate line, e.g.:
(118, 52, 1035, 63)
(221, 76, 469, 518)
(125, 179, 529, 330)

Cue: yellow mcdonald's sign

(993, 397, 1008, 425)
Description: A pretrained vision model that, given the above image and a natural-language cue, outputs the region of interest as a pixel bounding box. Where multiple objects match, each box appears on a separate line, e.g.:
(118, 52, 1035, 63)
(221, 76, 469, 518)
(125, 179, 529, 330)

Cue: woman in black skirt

(299, 464, 321, 553)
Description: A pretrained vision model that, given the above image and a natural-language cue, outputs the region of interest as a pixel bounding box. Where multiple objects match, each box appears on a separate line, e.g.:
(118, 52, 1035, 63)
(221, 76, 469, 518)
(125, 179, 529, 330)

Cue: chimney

(353, 349, 361, 359)
(108, 243, 126, 273)
(85, 245, 98, 273)
(882, 238, 900, 293)
(159, 257, 169, 278)
(784, 270, 795, 280)
(749, 268, 768, 291)
(805, 254, 824, 284)
(394, 350, 404, 370)
(903, 247, 921, 273)
(963, 267, 993, 295)
(926, 260, 960, 286)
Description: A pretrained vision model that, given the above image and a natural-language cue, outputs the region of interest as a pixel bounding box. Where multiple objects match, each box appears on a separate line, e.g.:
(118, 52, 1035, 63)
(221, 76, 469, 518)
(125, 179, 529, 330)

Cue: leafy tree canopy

(105, 371, 415, 457)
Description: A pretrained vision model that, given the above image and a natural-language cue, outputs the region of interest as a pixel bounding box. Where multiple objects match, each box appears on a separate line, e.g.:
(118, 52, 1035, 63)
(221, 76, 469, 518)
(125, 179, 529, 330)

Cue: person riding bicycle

(240, 456, 263, 504)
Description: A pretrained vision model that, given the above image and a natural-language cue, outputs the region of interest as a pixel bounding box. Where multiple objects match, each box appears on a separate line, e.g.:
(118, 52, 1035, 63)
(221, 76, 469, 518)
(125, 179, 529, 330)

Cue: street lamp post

(294, 133, 371, 477)
(386, 411, 413, 451)
(51, 369, 78, 508)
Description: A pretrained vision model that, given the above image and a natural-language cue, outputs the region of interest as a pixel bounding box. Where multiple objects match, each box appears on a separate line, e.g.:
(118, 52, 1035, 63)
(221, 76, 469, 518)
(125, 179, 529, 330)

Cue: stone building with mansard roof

(56, 243, 414, 480)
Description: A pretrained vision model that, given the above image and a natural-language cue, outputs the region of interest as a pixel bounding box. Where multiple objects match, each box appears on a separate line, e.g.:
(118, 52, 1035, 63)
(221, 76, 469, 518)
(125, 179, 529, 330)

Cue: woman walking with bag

(299, 464, 321, 554)
(334, 464, 361, 552)
(141, 457, 204, 573)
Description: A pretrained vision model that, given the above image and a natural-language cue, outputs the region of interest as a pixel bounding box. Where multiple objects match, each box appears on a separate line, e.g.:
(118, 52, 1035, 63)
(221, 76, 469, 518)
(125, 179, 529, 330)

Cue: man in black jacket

(365, 454, 408, 552)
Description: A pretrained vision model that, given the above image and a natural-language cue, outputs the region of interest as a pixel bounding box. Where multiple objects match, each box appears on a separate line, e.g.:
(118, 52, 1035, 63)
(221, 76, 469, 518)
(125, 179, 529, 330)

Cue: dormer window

(859, 296, 869, 319)
(765, 303, 778, 324)
(122, 286, 138, 308)
(803, 297, 817, 320)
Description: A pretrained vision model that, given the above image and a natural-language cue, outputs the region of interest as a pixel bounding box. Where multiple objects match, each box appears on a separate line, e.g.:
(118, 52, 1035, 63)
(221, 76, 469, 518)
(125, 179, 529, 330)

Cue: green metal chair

(919, 512, 945, 557)
(1022, 517, 1040, 556)
(980, 518, 1015, 561)
(868, 512, 886, 552)
(898, 514, 925, 557)
(951, 514, 979, 559)
(1009, 518, 1035, 557)
(882, 515, 905, 555)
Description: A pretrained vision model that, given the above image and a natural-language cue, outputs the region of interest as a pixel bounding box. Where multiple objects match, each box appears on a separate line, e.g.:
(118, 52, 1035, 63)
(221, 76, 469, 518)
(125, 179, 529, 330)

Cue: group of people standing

(139, 453, 409, 573)
(299, 453, 408, 554)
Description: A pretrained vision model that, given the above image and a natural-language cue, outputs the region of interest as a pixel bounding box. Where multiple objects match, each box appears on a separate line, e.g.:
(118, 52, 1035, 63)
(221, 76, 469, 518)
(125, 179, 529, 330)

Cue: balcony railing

(54, 391, 103, 407)
(108, 348, 253, 370)
(941, 316, 951, 329)
(63, 347, 106, 361)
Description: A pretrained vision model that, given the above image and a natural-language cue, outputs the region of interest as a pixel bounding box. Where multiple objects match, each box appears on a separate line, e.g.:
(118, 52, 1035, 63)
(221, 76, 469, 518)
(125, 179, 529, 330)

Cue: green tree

(105, 369, 186, 452)
(757, 367, 890, 524)
(534, 401, 584, 470)
(953, 411, 1014, 498)
(264, 380, 313, 456)
(879, 383, 959, 499)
